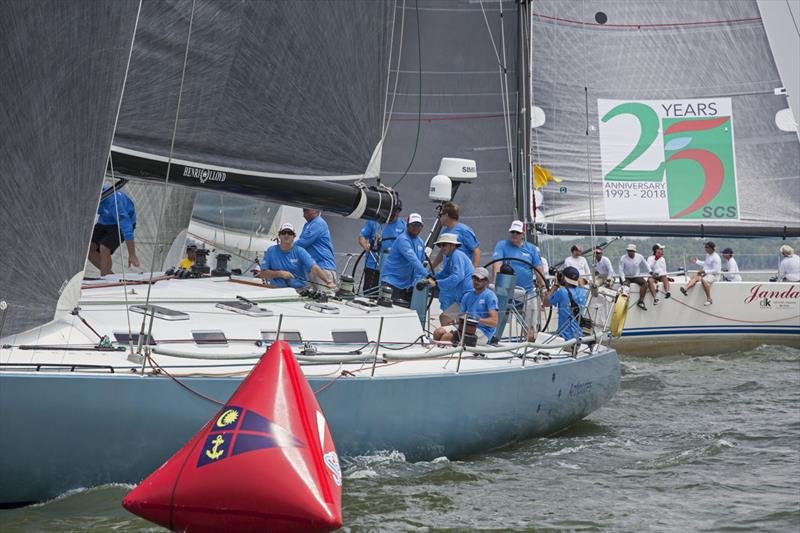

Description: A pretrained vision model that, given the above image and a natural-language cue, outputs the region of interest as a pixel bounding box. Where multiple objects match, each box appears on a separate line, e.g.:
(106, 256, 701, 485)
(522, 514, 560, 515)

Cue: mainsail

(110, 0, 397, 220)
(0, 1, 140, 337)
(529, 0, 800, 238)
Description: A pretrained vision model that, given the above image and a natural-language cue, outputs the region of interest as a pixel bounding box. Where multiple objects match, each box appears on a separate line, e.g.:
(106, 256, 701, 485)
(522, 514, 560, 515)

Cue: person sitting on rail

(296, 208, 338, 288)
(357, 199, 406, 292)
(563, 245, 591, 286)
(433, 267, 498, 346)
(646, 243, 671, 305)
(542, 266, 589, 341)
(380, 213, 428, 304)
(680, 241, 721, 306)
(427, 233, 473, 326)
(432, 201, 481, 268)
(492, 220, 545, 341)
(259, 223, 335, 290)
(720, 247, 742, 282)
(88, 184, 140, 276)
(778, 244, 800, 282)
(593, 246, 615, 288)
(619, 244, 650, 310)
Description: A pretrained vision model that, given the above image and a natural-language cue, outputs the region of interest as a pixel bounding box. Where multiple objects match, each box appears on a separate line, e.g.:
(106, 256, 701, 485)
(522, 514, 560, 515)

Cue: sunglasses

(472, 276, 488, 281)
(279, 231, 294, 236)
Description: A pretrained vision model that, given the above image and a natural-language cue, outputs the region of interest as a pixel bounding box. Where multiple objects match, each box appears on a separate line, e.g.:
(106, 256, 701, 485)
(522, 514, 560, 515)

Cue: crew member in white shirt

(593, 246, 614, 287)
(564, 245, 591, 286)
(619, 243, 650, 310)
(646, 243, 671, 305)
(680, 241, 721, 306)
(778, 244, 800, 282)
(720, 247, 742, 282)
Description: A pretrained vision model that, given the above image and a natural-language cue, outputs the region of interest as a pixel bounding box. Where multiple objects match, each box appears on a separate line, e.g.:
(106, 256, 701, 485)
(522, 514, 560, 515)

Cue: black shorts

(91, 224, 124, 254)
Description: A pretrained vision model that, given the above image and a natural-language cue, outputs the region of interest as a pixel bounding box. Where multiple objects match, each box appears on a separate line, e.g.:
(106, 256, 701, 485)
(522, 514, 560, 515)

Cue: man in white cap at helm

(381, 213, 428, 303)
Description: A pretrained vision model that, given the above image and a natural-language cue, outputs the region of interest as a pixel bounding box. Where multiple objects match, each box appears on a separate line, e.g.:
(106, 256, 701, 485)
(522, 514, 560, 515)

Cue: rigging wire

(787, 0, 800, 39)
(381, 0, 402, 139)
(391, 0, 421, 188)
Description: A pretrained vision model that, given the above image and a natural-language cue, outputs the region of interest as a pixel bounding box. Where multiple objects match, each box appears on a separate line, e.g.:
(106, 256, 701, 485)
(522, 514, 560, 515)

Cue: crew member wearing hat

(429, 233, 474, 326)
(564, 245, 591, 286)
(259, 223, 335, 290)
(681, 241, 721, 305)
(646, 243, 671, 305)
(433, 267, 498, 345)
(380, 213, 428, 303)
(296, 208, 338, 288)
(720, 248, 742, 282)
(593, 247, 615, 287)
(492, 220, 546, 340)
(432, 201, 481, 268)
(618, 244, 650, 310)
(358, 199, 406, 292)
(543, 266, 589, 341)
(778, 244, 800, 282)
(179, 243, 198, 270)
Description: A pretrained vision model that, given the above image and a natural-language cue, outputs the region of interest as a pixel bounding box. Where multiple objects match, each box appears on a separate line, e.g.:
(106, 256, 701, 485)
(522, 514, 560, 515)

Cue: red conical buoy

(122, 341, 342, 533)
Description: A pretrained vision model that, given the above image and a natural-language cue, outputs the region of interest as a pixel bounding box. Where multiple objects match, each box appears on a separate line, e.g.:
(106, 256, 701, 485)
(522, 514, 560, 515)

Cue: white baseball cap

(472, 267, 490, 280)
(435, 233, 461, 246)
(408, 213, 423, 225)
(508, 220, 524, 233)
(278, 222, 296, 234)
(626, 243, 637, 251)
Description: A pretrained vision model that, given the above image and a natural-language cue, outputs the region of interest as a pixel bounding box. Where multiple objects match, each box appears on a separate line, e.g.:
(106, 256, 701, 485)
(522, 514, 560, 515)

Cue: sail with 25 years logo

(122, 341, 342, 533)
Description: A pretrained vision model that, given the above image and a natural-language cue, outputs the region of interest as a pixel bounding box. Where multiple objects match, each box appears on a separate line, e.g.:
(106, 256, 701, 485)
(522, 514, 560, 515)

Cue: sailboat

(525, 0, 799, 355)
(0, 0, 620, 507)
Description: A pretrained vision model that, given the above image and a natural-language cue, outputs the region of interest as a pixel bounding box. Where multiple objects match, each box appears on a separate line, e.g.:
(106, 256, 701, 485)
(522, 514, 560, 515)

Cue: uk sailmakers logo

(598, 98, 739, 222)
(183, 165, 227, 184)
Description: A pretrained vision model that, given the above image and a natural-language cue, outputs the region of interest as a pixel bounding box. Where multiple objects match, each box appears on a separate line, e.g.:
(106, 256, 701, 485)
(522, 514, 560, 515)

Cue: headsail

(529, 0, 800, 238)
(109, 0, 397, 219)
(0, 1, 139, 338)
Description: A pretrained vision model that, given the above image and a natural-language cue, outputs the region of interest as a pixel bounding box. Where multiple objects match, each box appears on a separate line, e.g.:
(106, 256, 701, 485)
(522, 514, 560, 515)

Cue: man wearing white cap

(778, 244, 800, 282)
(492, 220, 546, 340)
(646, 243, 671, 305)
(429, 233, 474, 325)
(258, 223, 335, 290)
(381, 213, 428, 302)
(619, 243, 650, 310)
(434, 267, 498, 345)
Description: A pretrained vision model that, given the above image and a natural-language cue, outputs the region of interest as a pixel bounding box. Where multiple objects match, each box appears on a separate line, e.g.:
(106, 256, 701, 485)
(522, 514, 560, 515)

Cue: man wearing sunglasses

(258, 222, 335, 290)
(433, 267, 498, 345)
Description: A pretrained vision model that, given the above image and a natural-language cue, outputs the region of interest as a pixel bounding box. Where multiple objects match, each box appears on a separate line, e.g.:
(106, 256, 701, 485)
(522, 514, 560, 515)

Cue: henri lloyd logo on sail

(183, 165, 227, 184)
(598, 97, 739, 223)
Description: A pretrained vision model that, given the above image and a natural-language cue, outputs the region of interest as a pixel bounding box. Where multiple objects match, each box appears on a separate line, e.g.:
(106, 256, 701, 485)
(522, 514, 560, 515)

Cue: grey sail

(328, 0, 521, 264)
(110, 0, 397, 220)
(529, 0, 800, 238)
(0, 1, 139, 337)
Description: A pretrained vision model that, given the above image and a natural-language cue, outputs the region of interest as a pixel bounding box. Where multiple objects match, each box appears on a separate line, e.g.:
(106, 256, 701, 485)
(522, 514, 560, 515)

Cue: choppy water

(2, 345, 798, 532)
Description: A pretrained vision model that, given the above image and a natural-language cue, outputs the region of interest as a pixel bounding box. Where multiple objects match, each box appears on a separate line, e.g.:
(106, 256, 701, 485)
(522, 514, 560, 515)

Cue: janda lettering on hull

(744, 284, 799, 310)
(183, 166, 227, 184)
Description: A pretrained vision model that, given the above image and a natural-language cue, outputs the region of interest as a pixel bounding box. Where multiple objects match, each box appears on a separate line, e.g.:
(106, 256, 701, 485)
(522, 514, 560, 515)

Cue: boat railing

(0, 362, 117, 373)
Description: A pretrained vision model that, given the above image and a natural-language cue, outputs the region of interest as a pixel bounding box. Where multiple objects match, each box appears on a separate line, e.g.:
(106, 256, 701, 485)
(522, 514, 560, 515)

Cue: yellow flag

(533, 165, 562, 189)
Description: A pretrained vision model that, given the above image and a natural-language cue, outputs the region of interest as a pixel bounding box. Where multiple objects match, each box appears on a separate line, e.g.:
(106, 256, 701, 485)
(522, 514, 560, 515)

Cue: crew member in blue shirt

(492, 220, 546, 340)
(380, 212, 428, 303)
(259, 223, 335, 290)
(358, 199, 406, 292)
(432, 201, 481, 268)
(296, 208, 338, 287)
(427, 233, 474, 326)
(543, 266, 589, 340)
(434, 267, 498, 345)
(88, 184, 139, 276)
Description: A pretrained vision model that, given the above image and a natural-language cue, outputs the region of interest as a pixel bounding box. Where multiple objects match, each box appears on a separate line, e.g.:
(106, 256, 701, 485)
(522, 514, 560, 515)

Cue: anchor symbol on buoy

(205, 435, 225, 460)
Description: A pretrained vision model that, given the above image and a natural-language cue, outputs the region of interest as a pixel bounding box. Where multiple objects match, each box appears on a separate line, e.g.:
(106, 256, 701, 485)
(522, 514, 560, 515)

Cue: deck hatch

(261, 330, 303, 342)
(331, 330, 369, 344)
(129, 304, 189, 321)
(192, 330, 228, 345)
(113, 332, 157, 346)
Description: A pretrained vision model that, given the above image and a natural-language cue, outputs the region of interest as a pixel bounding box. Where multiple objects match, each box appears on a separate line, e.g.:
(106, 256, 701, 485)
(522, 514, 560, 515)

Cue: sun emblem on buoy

(216, 408, 239, 428)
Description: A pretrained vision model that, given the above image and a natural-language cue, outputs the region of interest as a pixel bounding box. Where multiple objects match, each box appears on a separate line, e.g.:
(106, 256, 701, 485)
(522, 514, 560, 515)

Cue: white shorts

(702, 274, 717, 284)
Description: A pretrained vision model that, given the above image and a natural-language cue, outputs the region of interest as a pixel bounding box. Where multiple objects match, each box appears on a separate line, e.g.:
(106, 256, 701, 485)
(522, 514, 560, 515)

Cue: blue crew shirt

(492, 239, 543, 292)
(460, 288, 499, 339)
(435, 249, 474, 310)
(296, 216, 337, 271)
(380, 230, 427, 289)
(441, 223, 479, 261)
(260, 244, 316, 288)
(97, 185, 136, 241)
(549, 286, 589, 340)
(359, 218, 407, 270)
